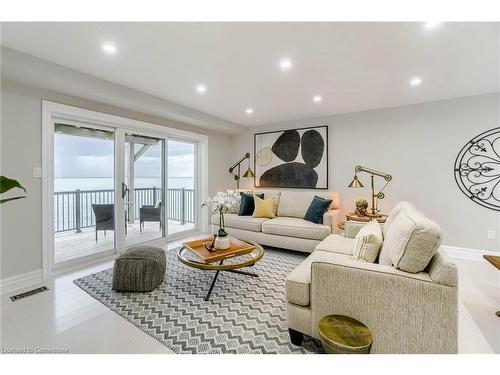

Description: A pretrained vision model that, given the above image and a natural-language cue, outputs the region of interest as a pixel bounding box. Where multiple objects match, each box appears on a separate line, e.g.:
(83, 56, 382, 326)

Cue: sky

(54, 134, 194, 178)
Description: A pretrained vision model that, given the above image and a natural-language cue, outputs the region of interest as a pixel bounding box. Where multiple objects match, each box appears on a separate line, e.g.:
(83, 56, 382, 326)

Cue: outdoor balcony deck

(53, 186, 196, 264)
(55, 219, 194, 264)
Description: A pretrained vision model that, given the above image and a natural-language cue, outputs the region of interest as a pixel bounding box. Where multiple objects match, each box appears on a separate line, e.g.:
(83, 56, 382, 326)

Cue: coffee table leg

(224, 269, 259, 277)
(204, 260, 224, 301)
(204, 270, 220, 301)
(204, 262, 259, 301)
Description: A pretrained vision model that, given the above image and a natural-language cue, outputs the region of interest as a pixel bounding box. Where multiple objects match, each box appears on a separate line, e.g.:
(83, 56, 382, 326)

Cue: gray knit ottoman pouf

(112, 245, 166, 292)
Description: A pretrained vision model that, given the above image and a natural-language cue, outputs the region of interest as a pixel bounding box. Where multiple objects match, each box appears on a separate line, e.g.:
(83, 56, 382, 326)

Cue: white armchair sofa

(285, 202, 458, 354)
(211, 190, 340, 253)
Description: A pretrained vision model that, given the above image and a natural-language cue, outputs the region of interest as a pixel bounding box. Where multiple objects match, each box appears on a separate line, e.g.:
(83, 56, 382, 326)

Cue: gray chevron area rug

(73, 246, 324, 354)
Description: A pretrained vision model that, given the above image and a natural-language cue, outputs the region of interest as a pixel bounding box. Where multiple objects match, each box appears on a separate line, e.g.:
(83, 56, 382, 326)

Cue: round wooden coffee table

(318, 315, 373, 354)
(177, 239, 264, 301)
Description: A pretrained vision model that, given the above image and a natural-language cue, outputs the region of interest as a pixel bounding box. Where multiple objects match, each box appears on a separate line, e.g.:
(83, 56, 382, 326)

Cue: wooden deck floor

(55, 220, 194, 264)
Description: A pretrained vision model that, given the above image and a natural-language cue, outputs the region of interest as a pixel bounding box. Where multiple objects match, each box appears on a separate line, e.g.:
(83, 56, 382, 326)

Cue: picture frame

(253, 125, 328, 189)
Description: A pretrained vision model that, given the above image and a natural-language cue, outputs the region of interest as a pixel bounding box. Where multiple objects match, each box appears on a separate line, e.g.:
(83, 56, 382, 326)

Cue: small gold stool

(318, 315, 373, 354)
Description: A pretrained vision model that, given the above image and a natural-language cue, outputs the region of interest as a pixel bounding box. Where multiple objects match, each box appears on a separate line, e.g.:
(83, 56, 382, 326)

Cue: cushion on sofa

(278, 191, 314, 218)
(238, 192, 263, 216)
(253, 189, 281, 216)
(378, 201, 415, 265)
(211, 213, 270, 232)
(304, 196, 332, 224)
(314, 234, 354, 255)
(382, 201, 415, 238)
(352, 219, 383, 263)
(277, 191, 338, 219)
(262, 217, 331, 241)
(383, 207, 442, 273)
(219, 190, 242, 214)
(252, 195, 275, 218)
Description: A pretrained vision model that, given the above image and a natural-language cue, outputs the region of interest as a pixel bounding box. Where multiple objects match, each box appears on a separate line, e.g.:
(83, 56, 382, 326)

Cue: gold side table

(338, 212, 388, 231)
(318, 315, 373, 354)
(346, 212, 388, 223)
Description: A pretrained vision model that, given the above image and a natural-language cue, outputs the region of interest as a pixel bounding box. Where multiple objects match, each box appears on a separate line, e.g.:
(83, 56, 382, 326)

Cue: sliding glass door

(123, 133, 166, 247)
(52, 125, 170, 267)
(167, 139, 196, 237)
(53, 123, 116, 264)
(51, 121, 200, 270)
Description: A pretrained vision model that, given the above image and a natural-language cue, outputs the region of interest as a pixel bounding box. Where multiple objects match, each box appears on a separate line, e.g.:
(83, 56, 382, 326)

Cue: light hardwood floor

(1, 233, 499, 354)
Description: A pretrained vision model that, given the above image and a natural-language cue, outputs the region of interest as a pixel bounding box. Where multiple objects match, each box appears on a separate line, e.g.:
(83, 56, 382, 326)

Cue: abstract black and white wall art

(254, 126, 328, 189)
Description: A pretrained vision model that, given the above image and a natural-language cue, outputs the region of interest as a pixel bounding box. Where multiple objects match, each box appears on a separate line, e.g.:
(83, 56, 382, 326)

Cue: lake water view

(53, 177, 196, 232)
(55, 177, 194, 192)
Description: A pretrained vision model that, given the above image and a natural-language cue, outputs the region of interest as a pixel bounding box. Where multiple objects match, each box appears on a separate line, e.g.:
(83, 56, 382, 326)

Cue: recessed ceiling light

(101, 43, 117, 55)
(279, 58, 292, 71)
(245, 108, 254, 115)
(196, 85, 207, 94)
(410, 77, 423, 87)
(313, 95, 322, 103)
(424, 22, 441, 29)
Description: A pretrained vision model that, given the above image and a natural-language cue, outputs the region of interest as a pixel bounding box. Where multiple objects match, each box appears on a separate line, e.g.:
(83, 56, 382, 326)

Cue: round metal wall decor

(454, 127, 500, 211)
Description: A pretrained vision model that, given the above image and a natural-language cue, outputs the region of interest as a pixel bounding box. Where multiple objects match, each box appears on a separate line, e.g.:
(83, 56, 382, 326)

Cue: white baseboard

(52, 251, 118, 276)
(0, 269, 44, 295)
(442, 245, 499, 262)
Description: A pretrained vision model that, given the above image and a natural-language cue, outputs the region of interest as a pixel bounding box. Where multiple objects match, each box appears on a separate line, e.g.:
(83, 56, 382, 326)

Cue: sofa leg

(289, 329, 304, 346)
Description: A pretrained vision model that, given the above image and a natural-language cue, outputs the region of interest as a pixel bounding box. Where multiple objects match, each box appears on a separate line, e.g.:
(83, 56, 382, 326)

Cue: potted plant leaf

(0, 176, 26, 204)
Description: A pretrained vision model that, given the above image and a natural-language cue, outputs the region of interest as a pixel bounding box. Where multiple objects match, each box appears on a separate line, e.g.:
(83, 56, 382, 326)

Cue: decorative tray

(182, 237, 256, 263)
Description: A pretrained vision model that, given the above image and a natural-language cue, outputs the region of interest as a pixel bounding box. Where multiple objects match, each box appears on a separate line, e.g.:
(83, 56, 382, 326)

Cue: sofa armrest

(426, 250, 458, 287)
(309, 254, 458, 353)
(344, 221, 366, 238)
(323, 209, 340, 234)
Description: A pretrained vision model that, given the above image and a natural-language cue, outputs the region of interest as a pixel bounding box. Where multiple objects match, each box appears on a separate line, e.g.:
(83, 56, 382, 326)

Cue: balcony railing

(54, 187, 195, 233)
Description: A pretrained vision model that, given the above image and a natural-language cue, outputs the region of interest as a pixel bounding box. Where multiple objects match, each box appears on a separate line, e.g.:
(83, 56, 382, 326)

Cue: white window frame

(42, 101, 208, 279)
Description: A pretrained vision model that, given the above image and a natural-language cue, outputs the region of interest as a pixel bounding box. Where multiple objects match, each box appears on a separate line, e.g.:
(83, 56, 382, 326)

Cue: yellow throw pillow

(252, 195, 275, 218)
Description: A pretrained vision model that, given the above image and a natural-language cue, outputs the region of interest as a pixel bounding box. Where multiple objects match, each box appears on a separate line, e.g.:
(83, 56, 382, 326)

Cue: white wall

(0, 81, 234, 279)
(1, 70, 499, 284)
(232, 93, 500, 253)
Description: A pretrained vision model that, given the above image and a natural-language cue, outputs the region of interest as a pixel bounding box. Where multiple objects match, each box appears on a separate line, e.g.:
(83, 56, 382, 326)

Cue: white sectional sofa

(211, 190, 340, 253)
(285, 202, 458, 354)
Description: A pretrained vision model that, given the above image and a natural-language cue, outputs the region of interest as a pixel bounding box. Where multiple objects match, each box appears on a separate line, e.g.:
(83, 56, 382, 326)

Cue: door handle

(121, 182, 128, 199)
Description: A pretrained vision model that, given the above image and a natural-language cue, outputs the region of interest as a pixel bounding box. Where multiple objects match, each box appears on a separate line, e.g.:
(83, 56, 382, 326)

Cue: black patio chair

(91, 204, 127, 242)
(139, 201, 162, 232)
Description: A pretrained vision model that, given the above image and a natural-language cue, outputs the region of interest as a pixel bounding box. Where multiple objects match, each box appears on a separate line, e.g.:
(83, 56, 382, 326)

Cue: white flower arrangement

(202, 190, 240, 214)
(202, 190, 241, 237)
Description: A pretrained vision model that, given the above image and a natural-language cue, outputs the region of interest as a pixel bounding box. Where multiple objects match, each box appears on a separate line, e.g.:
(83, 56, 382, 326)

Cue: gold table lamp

(348, 165, 392, 217)
(229, 153, 255, 189)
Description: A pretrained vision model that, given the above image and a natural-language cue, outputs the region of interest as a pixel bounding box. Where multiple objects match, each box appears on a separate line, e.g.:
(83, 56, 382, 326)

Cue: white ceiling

(1, 22, 499, 127)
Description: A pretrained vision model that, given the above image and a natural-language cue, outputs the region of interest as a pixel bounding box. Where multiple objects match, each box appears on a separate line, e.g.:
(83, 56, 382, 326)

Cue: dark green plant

(0, 176, 26, 204)
(356, 199, 368, 209)
(217, 208, 228, 237)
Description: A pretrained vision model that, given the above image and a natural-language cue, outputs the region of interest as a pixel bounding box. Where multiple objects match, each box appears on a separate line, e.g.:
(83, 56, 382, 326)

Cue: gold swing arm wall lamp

(348, 165, 392, 216)
(229, 153, 255, 189)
